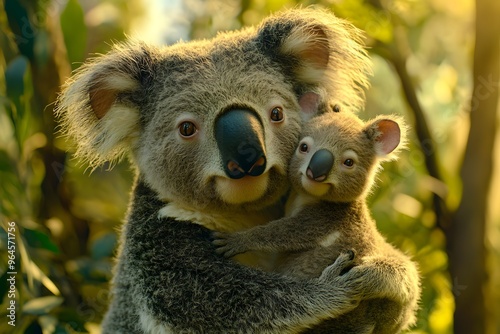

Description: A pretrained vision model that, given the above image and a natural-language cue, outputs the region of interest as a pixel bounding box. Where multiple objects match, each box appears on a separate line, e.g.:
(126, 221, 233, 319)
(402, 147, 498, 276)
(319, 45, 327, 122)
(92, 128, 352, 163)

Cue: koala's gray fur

(55, 7, 388, 333)
(214, 110, 421, 333)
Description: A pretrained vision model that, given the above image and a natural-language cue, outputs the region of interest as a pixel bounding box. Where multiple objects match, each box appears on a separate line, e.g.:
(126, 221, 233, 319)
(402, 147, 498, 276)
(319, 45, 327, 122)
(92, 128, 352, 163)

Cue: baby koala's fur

(214, 110, 420, 333)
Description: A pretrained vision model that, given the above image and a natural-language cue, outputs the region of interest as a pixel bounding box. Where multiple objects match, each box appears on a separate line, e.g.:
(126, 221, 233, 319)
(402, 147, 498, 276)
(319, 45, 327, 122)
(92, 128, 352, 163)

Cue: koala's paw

(212, 232, 247, 258)
(318, 250, 364, 311)
(347, 259, 417, 303)
(338, 260, 395, 301)
(319, 250, 356, 280)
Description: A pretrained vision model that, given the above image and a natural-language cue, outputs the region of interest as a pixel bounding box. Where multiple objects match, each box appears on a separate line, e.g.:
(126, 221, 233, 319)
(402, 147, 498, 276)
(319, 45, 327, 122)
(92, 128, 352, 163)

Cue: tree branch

(375, 39, 452, 234)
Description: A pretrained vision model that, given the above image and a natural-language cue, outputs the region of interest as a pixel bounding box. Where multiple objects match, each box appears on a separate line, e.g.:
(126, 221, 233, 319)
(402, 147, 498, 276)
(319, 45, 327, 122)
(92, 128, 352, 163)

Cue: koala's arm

(351, 251, 421, 330)
(301, 251, 420, 334)
(213, 209, 333, 257)
(107, 181, 372, 334)
(331, 250, 420, 333)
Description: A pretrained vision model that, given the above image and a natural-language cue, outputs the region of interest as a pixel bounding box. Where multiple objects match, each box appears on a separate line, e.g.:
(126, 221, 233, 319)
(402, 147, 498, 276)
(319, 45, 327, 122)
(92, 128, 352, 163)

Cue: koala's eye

(179, 121, 197, 138)
(270, 107, 284, 123)
(343, 159, 354, 168)
(299, 143, 309, 153)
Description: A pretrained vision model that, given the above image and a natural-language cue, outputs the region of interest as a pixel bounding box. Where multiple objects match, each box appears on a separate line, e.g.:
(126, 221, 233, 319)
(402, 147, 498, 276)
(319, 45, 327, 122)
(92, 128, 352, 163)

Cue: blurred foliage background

(0, 0, 499, 333)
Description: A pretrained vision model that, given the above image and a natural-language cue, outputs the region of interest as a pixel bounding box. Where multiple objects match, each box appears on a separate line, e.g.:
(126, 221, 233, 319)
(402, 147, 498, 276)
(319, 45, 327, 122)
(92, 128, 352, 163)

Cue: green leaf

(4, 0, 35, 60)
(0, 150, 14, 172)
(90, 233, 117, 259)
(60, 0, 87, 70)
(22, 296, 64, 315)
(23, 228, 60, 253)
(5, 56, 28, 100)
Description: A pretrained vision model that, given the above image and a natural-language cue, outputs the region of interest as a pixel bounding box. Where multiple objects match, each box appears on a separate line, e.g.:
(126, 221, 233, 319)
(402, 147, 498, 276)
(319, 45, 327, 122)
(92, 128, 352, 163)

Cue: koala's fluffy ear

(365, 116, 408, 160)
(256, 8, 371, 112)
(56, 42, 155, 167)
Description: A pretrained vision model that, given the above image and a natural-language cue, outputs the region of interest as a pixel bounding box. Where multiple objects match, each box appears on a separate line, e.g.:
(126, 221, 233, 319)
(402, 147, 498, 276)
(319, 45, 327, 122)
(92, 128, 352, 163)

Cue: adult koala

(57, 8, 376, 333)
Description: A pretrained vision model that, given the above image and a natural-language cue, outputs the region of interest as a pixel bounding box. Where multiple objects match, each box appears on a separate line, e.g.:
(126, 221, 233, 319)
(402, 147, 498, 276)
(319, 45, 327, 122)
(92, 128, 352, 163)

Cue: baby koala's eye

(270, 107, 284, 123)
(179, 121, 197, 138)
(343, 159, 354, 168)
(299, 142, 309, 153)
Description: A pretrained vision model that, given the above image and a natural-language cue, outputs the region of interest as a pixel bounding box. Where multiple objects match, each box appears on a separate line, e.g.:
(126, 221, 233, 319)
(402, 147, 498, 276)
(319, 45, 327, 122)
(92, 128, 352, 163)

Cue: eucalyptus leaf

(90, 233, 117, 259)
(0, 150, 14, 172)
(5, 56, 28, 100)
(60, 0, 87, 70)
(23, 228, 60, 253)
(23, 296, 64, 315)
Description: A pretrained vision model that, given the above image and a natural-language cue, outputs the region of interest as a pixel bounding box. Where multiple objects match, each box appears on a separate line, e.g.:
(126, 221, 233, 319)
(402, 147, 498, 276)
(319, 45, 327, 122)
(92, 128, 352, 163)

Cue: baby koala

(213, 110, 420, 333)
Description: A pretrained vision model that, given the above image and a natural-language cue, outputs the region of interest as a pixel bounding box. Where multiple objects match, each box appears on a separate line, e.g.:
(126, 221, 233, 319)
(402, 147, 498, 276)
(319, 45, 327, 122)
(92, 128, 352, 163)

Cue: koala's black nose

(215, 109, 267, 179)
(306, 149, 334, 182)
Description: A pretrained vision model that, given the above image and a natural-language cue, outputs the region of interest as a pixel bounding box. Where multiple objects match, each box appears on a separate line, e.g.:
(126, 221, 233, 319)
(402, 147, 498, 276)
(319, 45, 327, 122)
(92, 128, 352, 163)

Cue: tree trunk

(448, 0, 500, 332)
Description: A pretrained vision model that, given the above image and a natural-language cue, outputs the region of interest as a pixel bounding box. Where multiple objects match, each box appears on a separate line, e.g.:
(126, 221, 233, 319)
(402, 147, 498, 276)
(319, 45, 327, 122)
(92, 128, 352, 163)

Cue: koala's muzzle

(215, 109, 267, 179)
(306, 149, 334, 182)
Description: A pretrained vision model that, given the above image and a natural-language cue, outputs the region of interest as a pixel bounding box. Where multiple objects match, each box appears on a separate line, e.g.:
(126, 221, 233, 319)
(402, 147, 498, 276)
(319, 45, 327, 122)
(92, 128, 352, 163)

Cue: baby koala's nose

(306, 149, 334, 182)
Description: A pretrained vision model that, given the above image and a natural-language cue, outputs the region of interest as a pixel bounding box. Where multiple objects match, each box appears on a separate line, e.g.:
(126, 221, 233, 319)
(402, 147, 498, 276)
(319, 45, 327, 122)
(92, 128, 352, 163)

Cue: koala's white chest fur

(318, 231, 342, 248)
(284, 191, 319, 217)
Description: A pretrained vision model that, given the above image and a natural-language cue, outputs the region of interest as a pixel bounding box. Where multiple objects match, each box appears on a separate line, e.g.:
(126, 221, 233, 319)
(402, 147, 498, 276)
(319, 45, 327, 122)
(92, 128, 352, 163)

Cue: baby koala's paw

(212, 231, 248, 258)
(319, 250, 357, 280)
(339, 258, 399, 301)
(318, 250, 363, 310)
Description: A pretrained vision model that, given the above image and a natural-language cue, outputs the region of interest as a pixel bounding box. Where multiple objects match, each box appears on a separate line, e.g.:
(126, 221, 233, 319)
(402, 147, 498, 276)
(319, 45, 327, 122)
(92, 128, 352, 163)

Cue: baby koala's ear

(364, 116, 407, 160)
(298, 92, 322, 121)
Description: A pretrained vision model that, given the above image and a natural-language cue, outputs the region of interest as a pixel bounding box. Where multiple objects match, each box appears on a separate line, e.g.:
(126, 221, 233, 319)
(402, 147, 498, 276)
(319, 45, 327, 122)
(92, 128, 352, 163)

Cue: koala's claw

(212, 232, 245, 258)
(339, 250, 356, 275)
(212, 232, 229, 246)
(320, 250, 357, 279)
(214, 242, 241, 258)
(346, 249, 356, 261)
(212, 231, 227, 240)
